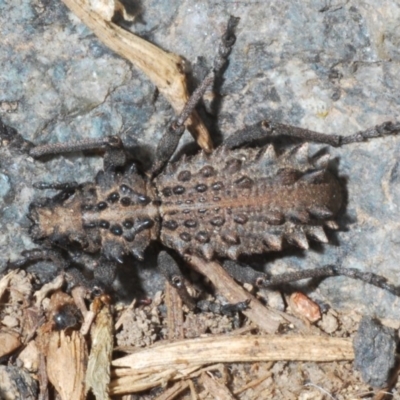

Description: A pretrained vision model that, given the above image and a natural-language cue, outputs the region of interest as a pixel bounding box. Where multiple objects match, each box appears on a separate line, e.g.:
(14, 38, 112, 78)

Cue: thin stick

(186, 255, 293, 333)
(61, 0, 212, 151)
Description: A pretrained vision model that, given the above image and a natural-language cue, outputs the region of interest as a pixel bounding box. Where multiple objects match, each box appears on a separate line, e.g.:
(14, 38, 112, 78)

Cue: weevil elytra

(2, 16, 400, 308)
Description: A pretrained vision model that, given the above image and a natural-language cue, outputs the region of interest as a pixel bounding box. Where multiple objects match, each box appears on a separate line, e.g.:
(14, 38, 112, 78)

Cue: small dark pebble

(353, 316, 398, 388)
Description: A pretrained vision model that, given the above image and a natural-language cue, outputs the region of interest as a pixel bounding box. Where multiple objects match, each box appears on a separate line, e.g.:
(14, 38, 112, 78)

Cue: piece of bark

(60, 0, 212, 152)
(0, 329, 21, 358)
(37, 353, 49, 400)
(18, 340, 40, 373)
(0, 365, 38, 400)
(46, 331, 88, 400)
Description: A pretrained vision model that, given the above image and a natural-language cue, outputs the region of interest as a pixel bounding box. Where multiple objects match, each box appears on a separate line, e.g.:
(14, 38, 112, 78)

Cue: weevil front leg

(224, 120, 400, 149)
(223, 260, 400, 297)
(7, 248, 68, 272)
(29, 135, 126, 171)
(0, 116, 126, 175)
(150, 16, 240, 176)
(7, 249, 117, 296)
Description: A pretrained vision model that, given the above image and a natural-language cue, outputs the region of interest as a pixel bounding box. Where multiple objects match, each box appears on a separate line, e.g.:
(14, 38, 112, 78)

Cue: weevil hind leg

(224, 120, 400, 149)
(223, 260, 400, 297)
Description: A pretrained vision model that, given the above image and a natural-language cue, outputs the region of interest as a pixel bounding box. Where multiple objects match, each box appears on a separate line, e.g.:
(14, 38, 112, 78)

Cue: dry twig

(187, 255, 300, 333)
(60, 0, 213, 151)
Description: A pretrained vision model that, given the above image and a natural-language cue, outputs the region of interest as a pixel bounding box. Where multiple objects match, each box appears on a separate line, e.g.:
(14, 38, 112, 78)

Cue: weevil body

(29, 143, 341, 264)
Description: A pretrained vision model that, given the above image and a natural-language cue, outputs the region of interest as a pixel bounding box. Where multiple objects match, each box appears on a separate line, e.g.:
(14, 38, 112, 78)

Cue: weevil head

(29, 166, 160, 263)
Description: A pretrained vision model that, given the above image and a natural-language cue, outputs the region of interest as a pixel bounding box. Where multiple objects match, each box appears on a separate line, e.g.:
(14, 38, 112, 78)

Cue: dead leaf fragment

(18, 340, 40, 373)
(34, 275, 64, 306)
(47, 331, 88, 400)
(85, 303, 113, 399)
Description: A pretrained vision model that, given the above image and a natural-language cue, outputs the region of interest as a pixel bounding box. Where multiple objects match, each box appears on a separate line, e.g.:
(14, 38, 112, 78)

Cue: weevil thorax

(155, 144, 342, 260)
(29, 164, 160, 263)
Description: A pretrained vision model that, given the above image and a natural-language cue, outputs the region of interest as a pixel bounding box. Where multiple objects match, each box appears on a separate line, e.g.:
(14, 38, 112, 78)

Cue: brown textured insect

(4, 17, 400, 302)
(30, 143, 339, 261)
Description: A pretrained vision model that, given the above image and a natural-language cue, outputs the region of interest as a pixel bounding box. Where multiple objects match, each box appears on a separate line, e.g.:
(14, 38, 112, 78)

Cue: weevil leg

(1, 116, 125, 181)
(150, 16, 240, 176)
(224, 260, 400, 297)
(66, 256, 117, 297)
(224, 120, 400, 149)
(28, 135, 127, 171)
(92, 256, 117, 290)
(223, 260, 267, 287)
(6, 249, 115, 296)
(33, 181, 79, 190)
(7, 248, 68, 272)
(158, 251, 196, 310)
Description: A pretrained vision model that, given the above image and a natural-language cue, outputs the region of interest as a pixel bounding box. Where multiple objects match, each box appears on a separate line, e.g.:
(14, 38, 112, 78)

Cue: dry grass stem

(113, 335, 354, 370)
(110, 334, 354, 393)
(110, 365, 201, 395)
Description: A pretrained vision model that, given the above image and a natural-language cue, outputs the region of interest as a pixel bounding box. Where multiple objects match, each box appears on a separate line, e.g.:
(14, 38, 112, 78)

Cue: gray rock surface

(1, 0, 400, 317)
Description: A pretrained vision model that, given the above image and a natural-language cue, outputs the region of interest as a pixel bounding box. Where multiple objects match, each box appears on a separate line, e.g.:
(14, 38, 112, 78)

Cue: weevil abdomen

(156, 143, 342, 260)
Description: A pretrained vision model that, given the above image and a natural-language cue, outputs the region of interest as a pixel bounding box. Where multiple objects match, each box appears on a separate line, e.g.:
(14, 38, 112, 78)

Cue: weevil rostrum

(2, 17, 400, 311)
